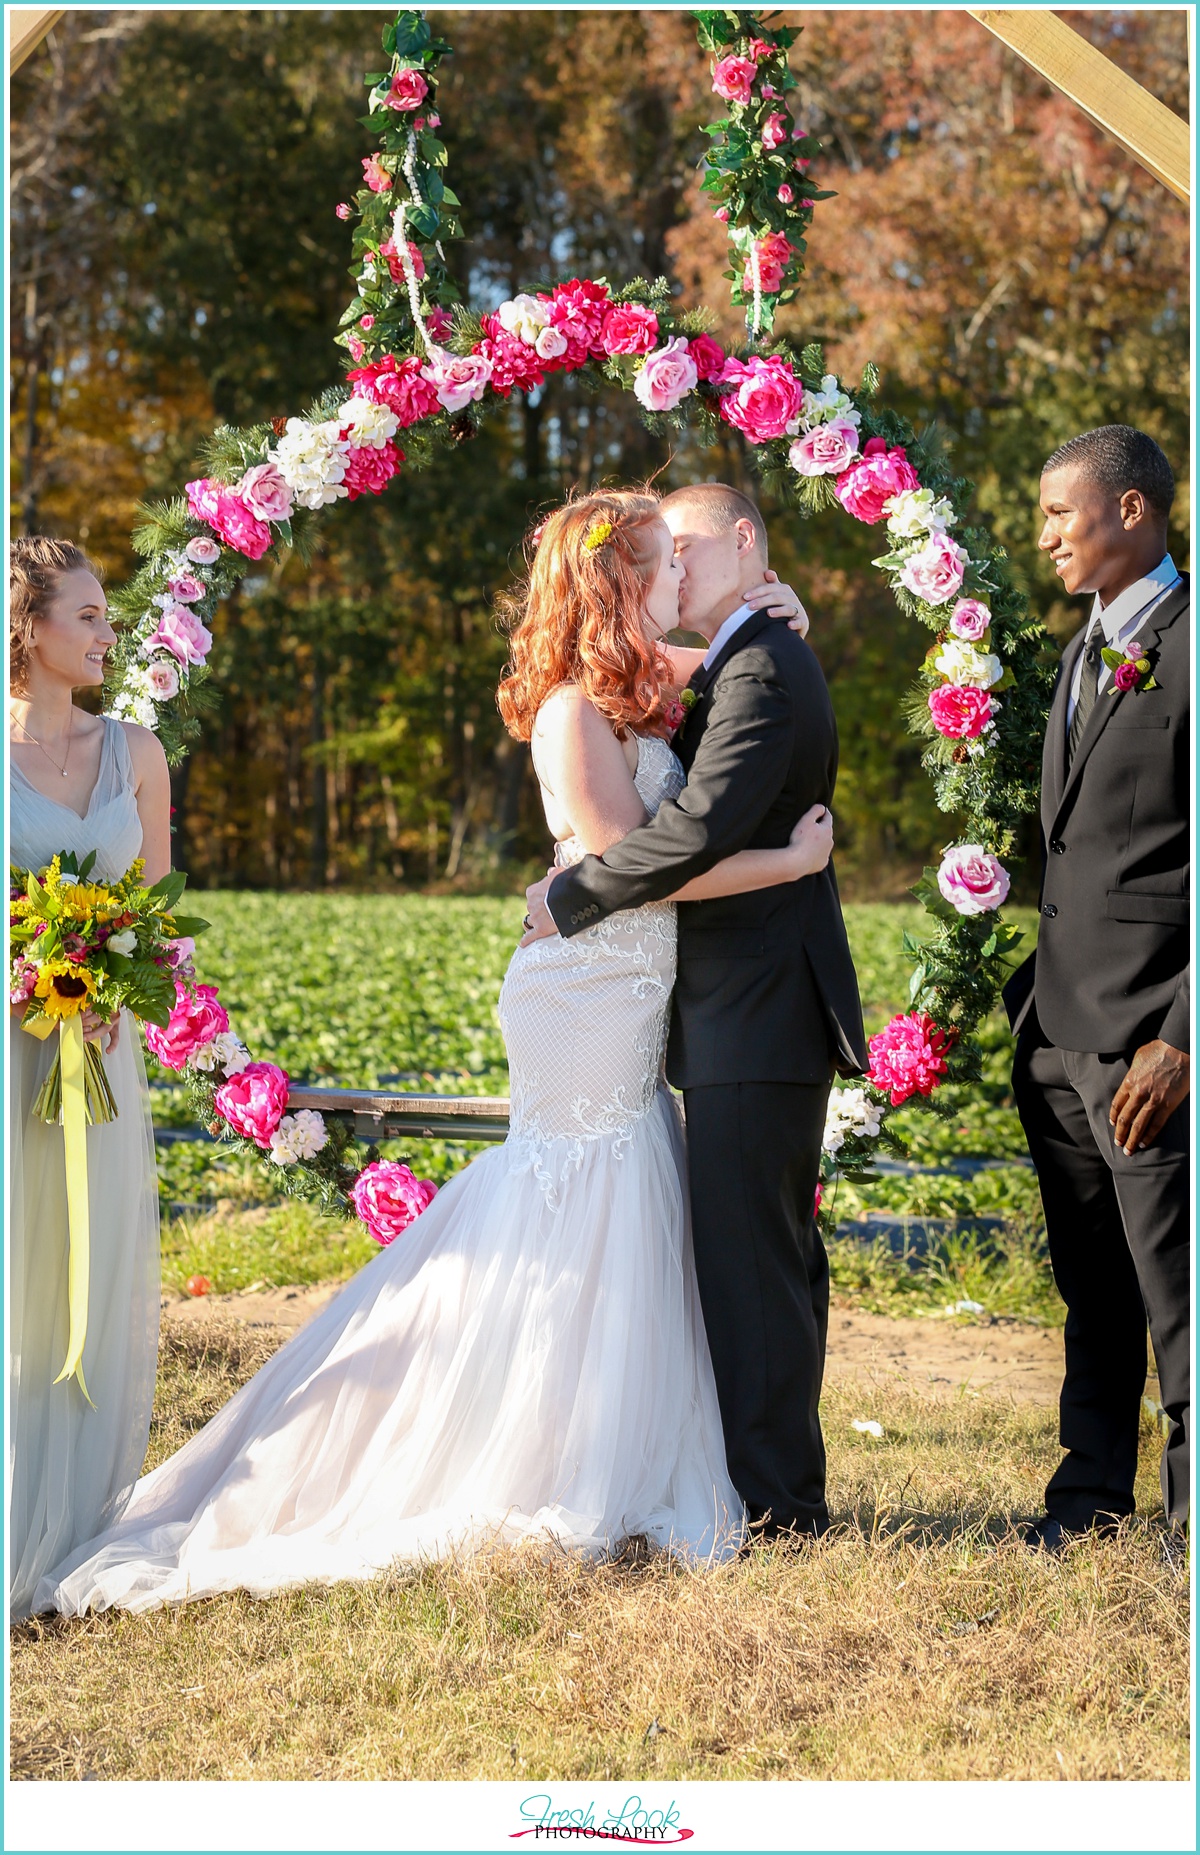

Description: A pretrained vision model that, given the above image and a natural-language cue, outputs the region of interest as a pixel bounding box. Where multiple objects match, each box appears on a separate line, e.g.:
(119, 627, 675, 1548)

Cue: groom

(524, 483, 866, 1539)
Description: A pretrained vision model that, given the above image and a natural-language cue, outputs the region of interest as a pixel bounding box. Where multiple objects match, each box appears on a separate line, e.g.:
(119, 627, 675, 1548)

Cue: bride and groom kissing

(36, 480, 863, 1615)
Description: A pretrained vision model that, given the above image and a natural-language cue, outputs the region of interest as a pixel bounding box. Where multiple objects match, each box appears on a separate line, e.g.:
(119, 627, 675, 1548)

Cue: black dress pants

(683, 1079, 832, 1537)
(1013, 1028, 1191, 1527)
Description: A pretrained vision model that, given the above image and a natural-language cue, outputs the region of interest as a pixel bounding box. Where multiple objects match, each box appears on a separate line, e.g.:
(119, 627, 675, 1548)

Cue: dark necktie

(1068, 626, 1102, 765)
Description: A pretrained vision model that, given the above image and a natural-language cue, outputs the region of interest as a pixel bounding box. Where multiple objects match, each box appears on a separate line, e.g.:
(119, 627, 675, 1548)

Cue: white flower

(423, 347, 493, 413)
(934, 639, 1004, 689)
(268, 1109, 328, 1167)
(336, 395, 399, 449)
(190, 1032, 251, 1075)
(108, 929, 138, 956)
(801, 374, 858, 431)
(823, 1085, 884, 1156)
(270, 418, 350, 511)
(852, 1419, 885, 1439)
(146, 658, 180, 701)
(885, 487, 954, 539)
(534, 324, 568, 361)
(497, 292, 550, 346)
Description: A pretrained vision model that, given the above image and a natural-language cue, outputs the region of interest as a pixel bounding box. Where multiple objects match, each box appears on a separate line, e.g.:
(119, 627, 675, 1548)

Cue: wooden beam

(286, 1086, 511, 1144)
(9, 8, 65, 75)
(968, 9, 1190, 203)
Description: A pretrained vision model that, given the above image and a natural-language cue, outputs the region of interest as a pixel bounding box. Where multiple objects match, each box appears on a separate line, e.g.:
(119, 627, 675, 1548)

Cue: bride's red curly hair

(496, 489, 674, 742)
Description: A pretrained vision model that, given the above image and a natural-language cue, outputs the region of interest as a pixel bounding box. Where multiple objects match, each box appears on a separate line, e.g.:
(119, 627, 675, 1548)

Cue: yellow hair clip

(583, 520, 613, 552)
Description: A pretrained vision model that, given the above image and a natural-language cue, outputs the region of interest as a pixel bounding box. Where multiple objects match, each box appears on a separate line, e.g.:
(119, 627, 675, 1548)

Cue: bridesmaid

(8, 537, 170, 1619)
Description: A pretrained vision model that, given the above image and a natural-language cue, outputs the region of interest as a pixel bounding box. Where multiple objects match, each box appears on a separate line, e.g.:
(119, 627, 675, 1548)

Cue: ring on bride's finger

(522, 914, 533, 931)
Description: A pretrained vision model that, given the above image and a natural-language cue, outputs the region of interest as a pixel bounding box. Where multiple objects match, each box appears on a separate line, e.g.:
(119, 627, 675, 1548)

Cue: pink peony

(761, 111, 788, 150)
(600, 302, 659, 357)
(185, 478, 272, 561)
(949, 598, 991, 641)
(213, 1060, 290, 1148)
(380, 236, 425, 284)
(167, 573, 205, 604)
(789, 417, 860, 477)
(546, 278, 611, 368)
(743, 229, 793, 294)
(778, 183, 794, 204)
(347, 353, 441, 426)
(145, 981, 229, 1072)
(633, 337, 698, 412)
(834, 437, 920, 525)
(146, 605, 213, 667)
(718, 353, 803, 444)
(479, 317, 547, 397)
(237, 461, 293, 524)
(1113, 659, 1141, 692)
(336, 202, 352, 220)
(688, 334, 727, 382)
(899, 532, 969, 607)
(146, 658, 180, 699)
(936, 844, 1011, 916)
(867, 1011, 955, 1107)
(423, 347, 492, 413)
(184, 535, 221, 566)
(361, 152, 392, 193)
(385, 67, 429, 112)
(711, 54, 757, 105)
(342, 439, 404, 500)
(927, 684, 995, 741)
(351, 1159, 437, 1244)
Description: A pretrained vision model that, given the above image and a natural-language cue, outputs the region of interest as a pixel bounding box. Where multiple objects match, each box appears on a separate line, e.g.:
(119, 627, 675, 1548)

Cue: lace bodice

(10, 717, 143, 879)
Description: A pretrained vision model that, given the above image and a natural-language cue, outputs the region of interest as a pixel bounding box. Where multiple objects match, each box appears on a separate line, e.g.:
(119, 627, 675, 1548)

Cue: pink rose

(600, 302, 659, 357)
(167, 573, 205, 604)
(184, 536, 221, 566)
(359, 316, 375, 331)
(342, 439, 404, 500)
(146, 605, 213, 667)
(426, 306, 455, 343)
(361, 152, 391, 193)
(661, 698, 685, 733)
(777, 184, 794, 204)
(1113, 659, 1141, 692)
(688, 334, 727, 383)
(336, 202, 352, 220)
(185, 478, 272, 561)
(633, 337, 698, 412)
(346, 335, 365, 361)
(423, 347, 492, 413)
(146, 658, 180, 700)
(384, 67, 429, 112)
(834, 437, 920, 525)
(711, 54, 757, 105)
(743, 230, 793, 295)
(927, 685, 995, 741)
(534, 325, 568, 361)
(347, 354, 441, 426)
(1125, 639, 1144, 659)
(789, 417, 860, 477)
(867, 1012, 955, 1107)
(761, 111, 788, 150)
(213, 1060, 290, 1148)
(351, 1159, 437, 1244)
(380, 237, 425, 284)
(237, 461, 293, 524)
(748, 37, 773, 61)
(899, 533, 969, 607)
(546, 278, 611, 367)
(426, 112, 441, 129)
(949, 598, 991, 641)
(718, 354, 803, 444)
(145, 981, 229, 1072)
(936, 844, 1011, 916)
(713, 206, 730, 224)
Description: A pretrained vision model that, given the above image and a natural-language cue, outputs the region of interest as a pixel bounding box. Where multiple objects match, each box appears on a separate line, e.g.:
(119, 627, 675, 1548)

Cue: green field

(154, 896, 1052, 1315)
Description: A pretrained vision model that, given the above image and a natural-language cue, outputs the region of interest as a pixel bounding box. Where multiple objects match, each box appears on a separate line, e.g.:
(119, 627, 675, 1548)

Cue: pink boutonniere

(1102, 638, 1158, 695)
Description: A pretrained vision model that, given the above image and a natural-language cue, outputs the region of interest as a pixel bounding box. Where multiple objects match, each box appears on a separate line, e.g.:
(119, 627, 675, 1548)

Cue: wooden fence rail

(285, 1087, 511, 1144)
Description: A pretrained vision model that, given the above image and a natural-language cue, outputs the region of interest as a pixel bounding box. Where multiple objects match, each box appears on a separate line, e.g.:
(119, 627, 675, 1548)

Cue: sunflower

(60, 882, 115, 914)
(33, 960, 97, 1020)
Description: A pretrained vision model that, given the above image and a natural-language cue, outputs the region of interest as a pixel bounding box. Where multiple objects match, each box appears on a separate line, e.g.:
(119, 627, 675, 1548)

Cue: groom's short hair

(1043, 425, 1175, 521)
(660, 482, 767, 559)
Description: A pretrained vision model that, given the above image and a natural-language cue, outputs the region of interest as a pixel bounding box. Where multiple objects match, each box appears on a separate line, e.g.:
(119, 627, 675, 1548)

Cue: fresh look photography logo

(510, 1792, 694, 1844)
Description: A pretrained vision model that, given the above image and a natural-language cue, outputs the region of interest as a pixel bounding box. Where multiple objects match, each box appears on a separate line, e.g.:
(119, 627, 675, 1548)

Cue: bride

(35, 489, 833, 1615)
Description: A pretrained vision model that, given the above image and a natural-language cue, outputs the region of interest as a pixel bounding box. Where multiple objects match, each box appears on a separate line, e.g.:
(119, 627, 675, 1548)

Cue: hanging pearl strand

(747, 238, 764, 347)
(394, 129, 436, 357)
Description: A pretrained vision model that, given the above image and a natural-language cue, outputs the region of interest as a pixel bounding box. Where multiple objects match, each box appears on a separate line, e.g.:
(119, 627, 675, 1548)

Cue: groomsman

(1006, 425, 1190, 1549)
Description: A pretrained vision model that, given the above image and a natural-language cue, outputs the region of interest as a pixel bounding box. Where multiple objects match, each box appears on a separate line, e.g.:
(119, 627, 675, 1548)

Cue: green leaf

(393, 11, 432, 57)
(168, 914, 210, 937)
(147, 869, 187, 909)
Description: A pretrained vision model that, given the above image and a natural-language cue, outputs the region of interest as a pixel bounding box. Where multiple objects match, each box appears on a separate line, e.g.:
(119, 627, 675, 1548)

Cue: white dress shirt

(701, 601, 755, 671)
(1067, 554, 1180, 727)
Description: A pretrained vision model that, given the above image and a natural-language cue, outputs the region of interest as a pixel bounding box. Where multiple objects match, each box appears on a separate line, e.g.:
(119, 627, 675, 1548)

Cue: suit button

(1050, 839, 1065, 855)
(570, 912, 578, 924)
(1042, 903, 1058, 918)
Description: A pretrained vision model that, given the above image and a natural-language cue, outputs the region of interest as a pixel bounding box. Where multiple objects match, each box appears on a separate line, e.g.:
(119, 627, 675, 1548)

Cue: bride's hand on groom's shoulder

(742, 569, 809, 639)
(788, 805, 834, 878)
(519, 869, 561, 947)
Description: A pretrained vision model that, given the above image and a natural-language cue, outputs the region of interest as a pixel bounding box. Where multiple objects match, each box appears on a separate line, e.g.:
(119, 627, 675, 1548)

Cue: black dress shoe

(1024, 1513, 1118, 1554)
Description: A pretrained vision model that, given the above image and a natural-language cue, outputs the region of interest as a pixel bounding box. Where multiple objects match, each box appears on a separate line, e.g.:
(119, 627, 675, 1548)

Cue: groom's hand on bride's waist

(520, 868, 561, 947)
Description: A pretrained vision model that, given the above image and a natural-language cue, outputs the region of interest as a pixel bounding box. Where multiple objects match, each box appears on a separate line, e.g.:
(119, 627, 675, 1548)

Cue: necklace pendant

(62, 768, 68, 777)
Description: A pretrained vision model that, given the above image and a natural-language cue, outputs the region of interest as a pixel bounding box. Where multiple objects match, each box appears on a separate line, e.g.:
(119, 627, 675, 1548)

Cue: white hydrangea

(823, 1086, 884, 1157)
(336, 396, 399, 449)
(268, 1109, 328, 1167)
(270, 418, 350, 511)
(801, 373, 857, 430)
(109, 665, 158, 729)
(497, 292, 551, 346)
(190, 1032, 252, 1075)
(884, 487, 954, 539)
(933, 639, 1004, 689)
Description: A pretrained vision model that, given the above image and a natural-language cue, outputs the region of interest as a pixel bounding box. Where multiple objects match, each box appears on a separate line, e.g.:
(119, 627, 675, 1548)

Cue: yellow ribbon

(51, 1015, 94, 1406)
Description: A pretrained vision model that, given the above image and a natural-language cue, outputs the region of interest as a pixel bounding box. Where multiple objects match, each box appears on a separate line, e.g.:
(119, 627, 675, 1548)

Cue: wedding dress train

(37, 734, 743, 1615)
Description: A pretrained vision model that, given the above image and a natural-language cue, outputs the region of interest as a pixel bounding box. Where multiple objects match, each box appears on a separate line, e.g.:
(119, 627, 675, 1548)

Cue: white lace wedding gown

(37, 735, 743, 1615)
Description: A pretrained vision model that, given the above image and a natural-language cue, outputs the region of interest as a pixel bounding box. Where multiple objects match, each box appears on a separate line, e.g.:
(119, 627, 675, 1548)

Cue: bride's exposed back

(37, 490, 832, 1616)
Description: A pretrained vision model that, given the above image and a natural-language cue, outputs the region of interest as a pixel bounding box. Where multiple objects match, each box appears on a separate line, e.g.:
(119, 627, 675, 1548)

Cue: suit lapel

(1050, 576, 1188, 829)
(675, 608, 782, 762)
(1042, 625, 1086, 828)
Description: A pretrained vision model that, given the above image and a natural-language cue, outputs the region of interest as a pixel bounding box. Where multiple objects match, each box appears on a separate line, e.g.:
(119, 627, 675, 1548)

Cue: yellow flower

(61, 882, 113, 913)
(583, 520, 613, 552)
(33, 960, 96, 1019)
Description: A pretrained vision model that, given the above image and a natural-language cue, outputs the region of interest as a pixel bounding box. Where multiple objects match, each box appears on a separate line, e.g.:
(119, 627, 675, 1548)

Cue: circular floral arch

(112, 8, 1054, 1243)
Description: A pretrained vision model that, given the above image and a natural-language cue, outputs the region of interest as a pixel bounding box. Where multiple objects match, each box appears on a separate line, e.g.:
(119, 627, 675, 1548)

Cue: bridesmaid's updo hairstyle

(497, 489, 673, 742)
(9, 536, 102, 693)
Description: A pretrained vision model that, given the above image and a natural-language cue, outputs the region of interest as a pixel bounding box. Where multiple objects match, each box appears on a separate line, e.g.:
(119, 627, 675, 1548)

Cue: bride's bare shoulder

(531, 685, 612, 746)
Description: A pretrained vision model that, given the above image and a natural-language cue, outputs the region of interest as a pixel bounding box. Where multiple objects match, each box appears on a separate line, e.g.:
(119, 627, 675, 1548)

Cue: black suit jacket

(547, 608, 868, 1088)
(1004, 573, 1190, 1055)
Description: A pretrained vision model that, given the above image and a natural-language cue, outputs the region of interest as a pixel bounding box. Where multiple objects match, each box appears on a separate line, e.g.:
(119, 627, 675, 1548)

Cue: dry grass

(9, 1319, 1189, 1783)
